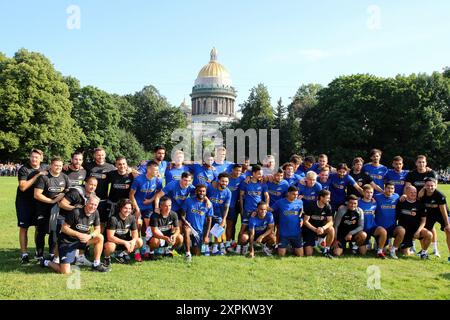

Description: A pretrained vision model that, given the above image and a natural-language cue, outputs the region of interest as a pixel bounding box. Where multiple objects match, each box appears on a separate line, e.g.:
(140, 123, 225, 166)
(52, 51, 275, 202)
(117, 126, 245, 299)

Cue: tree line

(1, 49, 449, 169)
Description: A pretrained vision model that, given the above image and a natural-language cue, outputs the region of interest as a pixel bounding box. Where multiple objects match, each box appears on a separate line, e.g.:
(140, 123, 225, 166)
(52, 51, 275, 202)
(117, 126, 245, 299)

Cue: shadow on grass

(440, 273, 450, 280)
(0, 248, 69, 274)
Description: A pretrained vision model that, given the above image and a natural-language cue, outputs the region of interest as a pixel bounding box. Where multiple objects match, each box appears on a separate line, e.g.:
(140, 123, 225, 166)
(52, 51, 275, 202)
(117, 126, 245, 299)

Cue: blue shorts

(58, 241, 87, 264)
(141, 209, 153, 219)
(16, 200, 36, 228)
(241, 210, 254, 225)
(227, 207, 239, 222)
(279, 235, 303, 249)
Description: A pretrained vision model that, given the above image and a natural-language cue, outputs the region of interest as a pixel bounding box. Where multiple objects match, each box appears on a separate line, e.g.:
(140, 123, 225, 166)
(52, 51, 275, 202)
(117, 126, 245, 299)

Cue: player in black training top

(40, 196, 108, 273)
(148, 196, 183, 260)
(106, 156, 134, 218)
(396, 185, 431, 259)
(404, 155, 439, 256)
(332, 195, 367, 256)
(84, 147, 116, 231)
(34, 157, 70, 260)
(104, 199, 144, 266)
(420, 177, 450, 263)
(63, 151, 87, 188)
(16, 149, 47, 264)
(302, 189, 335, 258)
(348, 157, 383, 197)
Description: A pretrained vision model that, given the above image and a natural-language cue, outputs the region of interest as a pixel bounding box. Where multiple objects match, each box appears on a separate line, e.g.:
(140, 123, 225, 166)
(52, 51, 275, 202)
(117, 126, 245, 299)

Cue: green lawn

(0, 177, 449, 300)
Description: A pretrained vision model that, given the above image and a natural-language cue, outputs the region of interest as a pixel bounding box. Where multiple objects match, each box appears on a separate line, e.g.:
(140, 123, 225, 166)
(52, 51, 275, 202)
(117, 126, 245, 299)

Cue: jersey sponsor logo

(415, 181, 425, 187)
(211, 197, 224, 205)
(115, 228, 130, 235)
(247, 191, 262, 196)
(254, 224, 268, 231)
(91, 173, 107, 180)
(311, 215, 325, 221)
(344, 218, 357, 225)
(380, 204, 396, 209)
(282, 210, 300, 216)
(388, 180, 404, 185)
(362, 210, 375, 215)
(333, 184, 345, 190)
(113, 184, 130, 189)
(76, 224, 90, 232)
(48, 187, 65, 192)
(159, 225, 172, 232)
(198, 175, 212, 183)
(425, 203, 438, 208)
(59, 181, 65, 185)
(369, 174, 383, 180)
(400, 209, 417, 216)
(174, 195, 188, 201)
(191, 208, 206, 216)
(269, 190, 282, 196)
(303, 195, 317, 201)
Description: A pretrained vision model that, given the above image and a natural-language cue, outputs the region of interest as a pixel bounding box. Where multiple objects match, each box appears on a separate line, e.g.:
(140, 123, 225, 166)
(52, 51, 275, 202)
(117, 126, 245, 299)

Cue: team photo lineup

(14, 144, 450, 274)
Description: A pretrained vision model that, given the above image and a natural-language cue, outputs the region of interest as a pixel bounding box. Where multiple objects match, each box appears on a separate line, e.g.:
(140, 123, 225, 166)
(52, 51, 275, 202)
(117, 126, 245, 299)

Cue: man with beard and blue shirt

(207, 173, 231, 255)
(16, 149, 47, 264)
(267, 169, 289, 207)
(137, 145, 169, 178)
(374, 182, 405, 259)
(363, 149, 388, 194)
(272, 186, 304, 257)
(181, 184, 214, 262)
(384, 156, 409, 196)
(237, 165, 269, 255)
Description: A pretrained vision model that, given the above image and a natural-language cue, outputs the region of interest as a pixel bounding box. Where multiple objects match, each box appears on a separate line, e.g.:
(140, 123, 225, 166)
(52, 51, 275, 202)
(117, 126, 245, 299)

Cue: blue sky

(1, 1, 449, 108)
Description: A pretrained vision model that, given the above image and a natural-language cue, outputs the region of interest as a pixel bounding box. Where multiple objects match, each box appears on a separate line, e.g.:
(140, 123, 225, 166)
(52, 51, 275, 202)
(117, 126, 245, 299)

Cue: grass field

(0, 177, 449, 300)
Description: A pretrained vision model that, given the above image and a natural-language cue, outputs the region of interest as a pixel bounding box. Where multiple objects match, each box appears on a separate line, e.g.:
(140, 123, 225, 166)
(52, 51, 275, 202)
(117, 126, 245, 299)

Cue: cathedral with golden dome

(181, 47, 237, 125)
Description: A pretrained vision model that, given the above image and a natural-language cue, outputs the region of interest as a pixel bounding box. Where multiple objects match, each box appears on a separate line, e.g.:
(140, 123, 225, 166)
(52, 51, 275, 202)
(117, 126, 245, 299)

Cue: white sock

(432, 242, 438, 251)
(93, 260, 100, 267)
(22, 253, 28, 257)
(44, 260, 50, 267)
(390, 246, 397, 252)
(213, 244, 218, 251)
(186, 252, 191, 257)
(377, 249, 383, 254)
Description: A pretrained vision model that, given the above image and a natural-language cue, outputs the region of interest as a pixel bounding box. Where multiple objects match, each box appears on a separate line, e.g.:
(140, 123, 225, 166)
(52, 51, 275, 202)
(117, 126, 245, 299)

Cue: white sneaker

(219, 244, 226, 255)
(52, 257, 60, 264)
(242, 244, 249, 255)
(75, 255, 93, 267)
(185, 253, 192, 262)
(433, 250, 441, 258)
(389, 249, 398, 259)
(212, 246, 219, 255)
(262, 244, 273, 256)
(235, 245, 241, 255)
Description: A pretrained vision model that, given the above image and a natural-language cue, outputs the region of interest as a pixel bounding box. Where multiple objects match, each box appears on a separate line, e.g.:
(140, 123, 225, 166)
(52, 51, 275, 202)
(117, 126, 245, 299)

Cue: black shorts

(302, 226, 322, 247)
(98, 200, 109, 223)
(336, 231, 358, 248)
(425, 214, 450, 232)
(36, 209, 51, 234)
(16, 200, 36, 228)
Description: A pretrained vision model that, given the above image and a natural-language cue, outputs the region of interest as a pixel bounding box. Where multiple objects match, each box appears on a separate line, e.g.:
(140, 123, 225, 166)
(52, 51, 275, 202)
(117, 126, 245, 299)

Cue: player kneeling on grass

(103, 199, 144, 266)
(272, 186, 304, 257)
(244, 201, 276, 258)
(181, 184, 213, 262)
(396, 185, 431, 259)
(148, 196, 183, 260)
(41, 196, 109, 273)
(302, 189, 334, 258)
(332, 195, 367, 257)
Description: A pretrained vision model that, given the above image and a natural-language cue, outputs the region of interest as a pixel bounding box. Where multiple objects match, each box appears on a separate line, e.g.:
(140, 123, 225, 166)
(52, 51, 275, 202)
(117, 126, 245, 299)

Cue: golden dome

(197, 61, 230, 78)
(195, 47, 232, 86)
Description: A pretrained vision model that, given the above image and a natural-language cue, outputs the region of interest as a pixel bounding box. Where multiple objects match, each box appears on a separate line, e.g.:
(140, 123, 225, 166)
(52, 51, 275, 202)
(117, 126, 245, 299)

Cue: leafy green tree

(112, 129, 148, 166)
(127, 85, 187, 152)
(239, 83, 274, 130)
(71, 85, 121, 161)
(0, 49, 82, 161)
